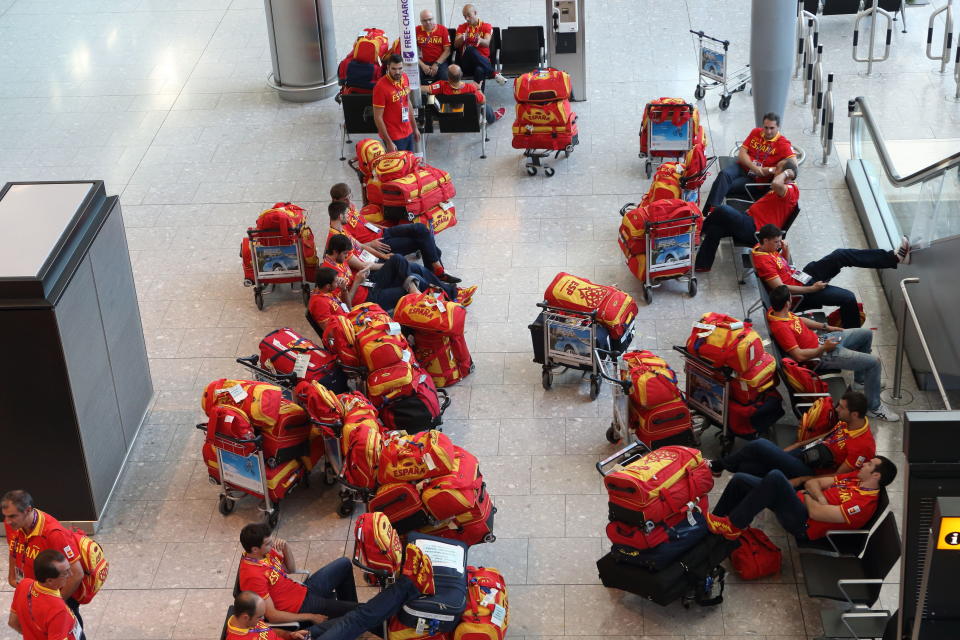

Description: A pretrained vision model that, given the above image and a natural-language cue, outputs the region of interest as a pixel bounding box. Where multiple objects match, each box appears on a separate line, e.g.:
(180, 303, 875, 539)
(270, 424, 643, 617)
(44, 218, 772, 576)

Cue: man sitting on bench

(706, 456, 897, 542)
(454, 4, 506, 86)
(709, 390, 876, 483)
(421, 64, 506, 124)
(695, 159, 799, 272)
(752, 223, 911, 328)
(766, 285, 898, 422)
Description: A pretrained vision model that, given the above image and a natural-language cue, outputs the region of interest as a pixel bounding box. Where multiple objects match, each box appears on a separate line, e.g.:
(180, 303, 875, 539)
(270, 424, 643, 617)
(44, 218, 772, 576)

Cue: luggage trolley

(593, 349, 638, 445)
(690, 30, 751, 111)
(621, 206, 700, 304)
(244, 226, 312, 310)
(671, 346, 736, 455)
(638, 100, 696, 179)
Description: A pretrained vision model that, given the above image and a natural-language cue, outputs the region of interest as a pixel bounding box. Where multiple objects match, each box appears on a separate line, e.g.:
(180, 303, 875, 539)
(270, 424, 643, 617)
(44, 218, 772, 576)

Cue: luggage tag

(439, 200, 454, 211)
(293, 353, 311, 378)
(341, 302, 351, 312)
(415, 619, 427, 634)
(387, 322, 402, 335)
(401, 350, 412, 362)
(434, 299, 446, 313)
(491, 604, 506, 629)
(364, 221, 380, 232)
(480, 588, 498, 606)
(692, 321, 716, 338)
(224, 384, 247, 403)
(423, 453, 437, 471)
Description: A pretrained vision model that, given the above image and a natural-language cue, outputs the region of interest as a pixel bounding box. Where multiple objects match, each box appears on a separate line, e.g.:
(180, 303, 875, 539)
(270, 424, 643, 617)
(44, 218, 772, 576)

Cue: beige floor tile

(101, 542, 167, 590)
(507, 585, 565, 636)
(499, 418, 565, 455)
(721, 583, 807, 636)
(152, 541, 239, 588)
(172, 589, 233, 640)
(469, 384, 535, 419)
(480, 455, 532, 495)
(273, 492, 355, 541)
(491, 495, 567, 538)
(441, 419, 501, 456)
(97, 589, 187, 639)
(641, 596, 723, 636)
(562, 585, 647, 635)
(136, 499, 216, 543)
(466, 537, 529, 585)
(564, 494, 609, 538)
(530, 455, 604, 495)
(527, 538, 604, 585)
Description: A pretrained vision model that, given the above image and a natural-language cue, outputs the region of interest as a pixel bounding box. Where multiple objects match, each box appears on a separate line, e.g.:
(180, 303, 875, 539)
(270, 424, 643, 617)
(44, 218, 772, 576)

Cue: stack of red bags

(393, 290, 473, 387)
(240, 202, 320, 284)
(618, 350, 695, 448)
(617, 198, 702, 283)
(511, 68, 578, 151)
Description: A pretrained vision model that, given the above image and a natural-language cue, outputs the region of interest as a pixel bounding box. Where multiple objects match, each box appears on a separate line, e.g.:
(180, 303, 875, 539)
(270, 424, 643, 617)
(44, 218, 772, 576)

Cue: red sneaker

(704, 513, 742, 540)
(401, 544, 435, 595)
(455, 285, 478, 307)
(694, 266, 711, 273)
(493, 107, 506, 122)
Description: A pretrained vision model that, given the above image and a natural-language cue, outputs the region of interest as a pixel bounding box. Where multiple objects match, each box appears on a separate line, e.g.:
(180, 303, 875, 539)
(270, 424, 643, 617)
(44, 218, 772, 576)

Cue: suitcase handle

(619, 202, 637, 217)
(194, 423, 262, 445)
(596, 440, 649, 477)
(236, 355, 299, 387)
(437, 388, 451, 414)
(536, 301, 598, 320)
(593, 349, 631, 392)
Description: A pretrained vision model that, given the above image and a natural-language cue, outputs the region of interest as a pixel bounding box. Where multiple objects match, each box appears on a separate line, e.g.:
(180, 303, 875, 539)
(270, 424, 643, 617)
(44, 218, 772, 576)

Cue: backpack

(453, 566, 509, 640)
(71, 533, 109, 604)
(354, 512, 403, 579)
(797, 396, 837, 441)
(730, 527, 782, 580)
(781, 357, 829, 394)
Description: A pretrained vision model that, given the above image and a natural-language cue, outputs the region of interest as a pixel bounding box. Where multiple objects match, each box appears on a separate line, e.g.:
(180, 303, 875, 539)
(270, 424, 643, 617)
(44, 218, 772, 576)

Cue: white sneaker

(867, 403, 900, 422)
(494, 72, 507, 86)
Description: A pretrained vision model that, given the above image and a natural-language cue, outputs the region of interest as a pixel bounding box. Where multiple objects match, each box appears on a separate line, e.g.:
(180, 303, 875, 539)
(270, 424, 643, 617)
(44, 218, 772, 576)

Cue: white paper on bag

(480, 589, 497, 606)
(414, 539, 465, 572)
(423, 453, 436, 470)
(402, 350, 411, 363)
(364, 222, 380, 232)
(388, 322, 401, 335)
(225, 384, 247, 403)
(491, 604, 506, 628)
(293, 353, 311, 378)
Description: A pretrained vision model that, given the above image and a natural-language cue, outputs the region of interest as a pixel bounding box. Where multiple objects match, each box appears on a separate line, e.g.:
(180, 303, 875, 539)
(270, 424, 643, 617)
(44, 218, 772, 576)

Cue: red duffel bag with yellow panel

(543, 272, 637, 340)
(394, 292, 467, 336)
(618, 198, 702, 259)
(513, 67, 572, 103)
(453, 566, 509, 640)
(381, 165, 456, 215)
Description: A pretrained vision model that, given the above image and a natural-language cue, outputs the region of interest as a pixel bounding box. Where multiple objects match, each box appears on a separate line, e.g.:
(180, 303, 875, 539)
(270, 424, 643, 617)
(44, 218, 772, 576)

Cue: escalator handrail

(848, 96, 960, 187)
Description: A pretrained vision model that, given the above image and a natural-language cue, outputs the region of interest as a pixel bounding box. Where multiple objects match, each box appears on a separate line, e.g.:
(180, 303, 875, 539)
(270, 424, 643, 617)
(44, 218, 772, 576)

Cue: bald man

(454, 4, 506, 85)
(416, 9, 452, 83)
(422, 64, 505, 124)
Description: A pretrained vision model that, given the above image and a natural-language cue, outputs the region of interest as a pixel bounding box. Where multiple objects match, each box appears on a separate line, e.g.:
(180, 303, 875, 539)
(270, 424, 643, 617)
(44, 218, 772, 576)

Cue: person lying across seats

(322, 235, 427, 312)
(695, 159, 799, 272)
(227, 544, 434, 640)
(454, 4, 506, 86)
(709, 390, 876, 483)
(237, 523, 361, 636)
(421, 64, 506, 125)
(703, 112, 796, 212)
(766, 285, 899, 422)
(705, 456, 897, 542)
(752, 223, 911, 328)
(327, 199, 461, 284)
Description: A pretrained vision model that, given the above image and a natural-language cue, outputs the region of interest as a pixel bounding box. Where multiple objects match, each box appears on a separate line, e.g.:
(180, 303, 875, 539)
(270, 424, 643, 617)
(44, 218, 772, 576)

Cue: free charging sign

(397, 0, 420, 92)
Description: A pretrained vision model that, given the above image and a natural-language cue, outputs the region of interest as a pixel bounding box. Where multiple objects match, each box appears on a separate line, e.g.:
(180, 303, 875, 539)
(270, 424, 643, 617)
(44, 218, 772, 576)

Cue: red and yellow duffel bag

(421, 447, 483, 522)
(365, 176, 384, 205)
(308, 290, 349, 334)
(352, 27, 390, 64)
(738, 350, 777, 392)
(621, 350, 678, 385)
(423, 201, 458, 233)
(413, 331, 473, 387)
(360, 202, 386, 226)
(686, 312, 766, 375)
(627, 364, 682, 408)
(514, 100, 574, 129)
(377, 429, 456, 484)
(797, 396, 837, 441)
(419, 483, 495, 546)
(374, 151, 421, 181)
(604, 446, 714, 527)
(618, 198, 703, 258)
(72, 533, 109, 604)
(544, 272, 638, 340)
(513, 67, 572, 103)
(368, 482, 431, 534)
(511, 111, 577, 150)
(641, 163, 684, 206)
(381, 165, 456, 215)
(394, 292, 467, 336)
(354, 511, 403, 579)
(356, 138, 385, 178)
(630, 398, 693, 447)
(323, 315, 362, 369)
(639, 98, 701, 154)
(294, 380, 344, 425)
(341, 415, 382, 489)
(387, 618, 451, 640)
(201, 379, 289, 428)
(359, 333, 415, 372)
(453, 566, 509, 640)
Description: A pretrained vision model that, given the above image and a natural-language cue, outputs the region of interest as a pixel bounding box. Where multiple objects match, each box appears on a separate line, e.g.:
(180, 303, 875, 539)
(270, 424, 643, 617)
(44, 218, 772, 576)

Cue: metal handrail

(925, 0, 954, 74)
(848, 96, 960, 186)
(816, 73, 835, 165)
(853, 0, 894, 74)
(892, 278, 953, 410)
(796, 2, 819, 79)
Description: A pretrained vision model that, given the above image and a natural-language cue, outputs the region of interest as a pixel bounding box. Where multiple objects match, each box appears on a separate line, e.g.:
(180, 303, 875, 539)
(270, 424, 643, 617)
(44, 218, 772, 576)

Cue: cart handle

(308, 418, 343, 439)
(619, 202, 637, 217)
(592, 348, 631, 391)
(194, 423, 262, 445)
(643, 214, 701, 231)
(535, 301, 599, 320)
(236, 355, 299, 386)
(689, 30, 729, 49)
(247, 225, 304, 239)
(596, 440, 649, 477)
(671, 345, 736, 378)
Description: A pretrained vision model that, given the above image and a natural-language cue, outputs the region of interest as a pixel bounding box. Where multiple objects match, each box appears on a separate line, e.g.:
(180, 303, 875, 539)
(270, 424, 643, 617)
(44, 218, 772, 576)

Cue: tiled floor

(1, 0, 957, 638)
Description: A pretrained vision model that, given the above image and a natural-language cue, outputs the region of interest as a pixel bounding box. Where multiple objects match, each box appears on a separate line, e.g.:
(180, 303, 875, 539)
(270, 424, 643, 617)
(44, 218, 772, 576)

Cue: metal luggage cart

(593, 349, 635, 445)
(672, 345, 736, 455)
(522, 139, 578, 177)
(244, 226, 312, 310)
(638, 101, 696, 179)
(535, 302, 632, 400)
(620, 207, 700, 304)
(690, 30, 751, 111)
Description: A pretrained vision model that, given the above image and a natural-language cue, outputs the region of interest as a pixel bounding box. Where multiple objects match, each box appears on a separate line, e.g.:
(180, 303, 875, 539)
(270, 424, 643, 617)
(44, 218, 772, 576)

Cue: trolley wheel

(218, 495, 235, 516)
(688, 277, 698, 297)
(694, 84, 706, 100)
(254, 290, 264, 311)
(267, 508, 280, 528)
(526, 166, 537, 176)
(541, 369, 553, 391)
(337, 500, 355, 518)
(642, 285, 652, 305)
(605, 425, 621, 444)
(483, 533, 496, 543)
(301, 284, 311, 307)
(565, 144, 575, 154)
(324, 465, 338, 486)
(644, 159, 653, 179)
(589, 376, 600, 401)
(737, 83, 747, 92)
(719, 95, 731, 111)
(544, 166, 555, 177)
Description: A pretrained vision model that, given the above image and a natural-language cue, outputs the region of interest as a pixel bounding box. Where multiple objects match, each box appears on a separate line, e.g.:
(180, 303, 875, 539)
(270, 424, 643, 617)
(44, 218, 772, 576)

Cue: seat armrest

(840, 609, 891, 638)
(837, 579, 884, 607)
(823, 528, 870, 555)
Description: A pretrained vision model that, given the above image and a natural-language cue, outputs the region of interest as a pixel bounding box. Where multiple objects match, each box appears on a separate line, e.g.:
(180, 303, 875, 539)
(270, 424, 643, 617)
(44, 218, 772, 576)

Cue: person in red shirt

(709, 390, 876, 480)
(704, 113, 796, 211)
(372, 54, 419, 153)
(694, 160, 799, 272)
(454, 4, 506, 86)
(707, 455, 896, 542)
(2, 492, 85, 636)
(322, 234, 420, 310)
(8, 550, 82, 640)
(421, 64, 506, 124)
(766, 285, 898, 421)
(417, 10, 452, 83)
(752, 223, 911, 329)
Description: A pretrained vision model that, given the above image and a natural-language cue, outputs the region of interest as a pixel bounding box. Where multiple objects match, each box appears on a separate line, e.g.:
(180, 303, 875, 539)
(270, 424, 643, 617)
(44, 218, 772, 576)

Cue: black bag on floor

(597, 533, 739, 607)
(529, 311, 633, 365)
(398, 533, 469, 634)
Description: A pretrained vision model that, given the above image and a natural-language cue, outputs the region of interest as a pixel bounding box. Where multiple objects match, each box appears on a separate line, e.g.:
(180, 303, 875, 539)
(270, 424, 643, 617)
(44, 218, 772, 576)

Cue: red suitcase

(259, 328, 346, 389)
(629, 398, 694, 447)
(420, 484, 495, 546)
(368, 482, 432, 534)
(514, 100, 575, 129)
(511, 113, 578, 151)
(513, 68, 572, 103)
(421, 447, 483, 522)
(380, 166, 456, 215)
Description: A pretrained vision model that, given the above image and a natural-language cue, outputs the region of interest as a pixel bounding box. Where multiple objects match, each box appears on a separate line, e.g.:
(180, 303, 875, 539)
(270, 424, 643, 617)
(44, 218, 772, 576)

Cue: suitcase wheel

(337, 499, 355, 518)
(324, 465, 338, 486)
(688, 278, 698, 297)
(644, 159, 652, 179)
(589, 376, 601, 400)
(526, 166, 537, 176)
(483, 533, 496, 543)
(541, 369, 553, 391)
(605, 425, 621, 444)
(218, 495, 235, 516)
(544, 166, 555, 177)
(642, 285, 652, 305)
(254, 289, 264, 310)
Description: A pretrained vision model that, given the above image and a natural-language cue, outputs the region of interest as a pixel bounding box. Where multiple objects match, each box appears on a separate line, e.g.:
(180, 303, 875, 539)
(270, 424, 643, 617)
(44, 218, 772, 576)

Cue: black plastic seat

(339, 94, 378, 161)
(496, 26, 546, 77)
(796, 488, 889, 557)
(427, 93, 489, 158)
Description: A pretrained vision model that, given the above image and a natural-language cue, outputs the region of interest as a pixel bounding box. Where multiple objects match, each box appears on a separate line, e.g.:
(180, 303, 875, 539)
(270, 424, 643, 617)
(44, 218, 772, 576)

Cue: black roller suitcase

(597, 533, 739, 607)
(399, 532, 469, 633)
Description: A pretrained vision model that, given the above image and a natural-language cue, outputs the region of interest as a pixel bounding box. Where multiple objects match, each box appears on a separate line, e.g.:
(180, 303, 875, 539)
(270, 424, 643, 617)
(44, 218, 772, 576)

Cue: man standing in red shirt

(373, 54, 419, 153)
(694, 160, 799, 272)
(8, 550, 82, 640)
(455, 4, 506, 86)
(704, 113, 796, 211)
(417, 10, 452, 84)
(422, 64, 506, 124)
(707, 456, 897, 542)
(2, 492, 85, 637)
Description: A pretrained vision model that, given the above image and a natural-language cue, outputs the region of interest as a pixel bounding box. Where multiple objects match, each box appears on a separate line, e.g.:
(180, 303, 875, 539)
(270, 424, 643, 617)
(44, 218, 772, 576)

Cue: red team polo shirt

(766, 309, 820, 352)
(225, 619, 278, 640)
(742, 127, 796, 180)
(801, 472, 879, 540)
(416, 25, 450, 63)
(817, 420, 876, 472)
(752, 246, 802, 287)
(372, 74, 413, 141)
(322, 256, 369, 306)
(427, 80, 486, 104)
(748, 183, 799, 230)
(11, 579, 80, 640)
(343, 205, 382, 244)
(237, 549, 307, 614)
(456, 21, 493, 59)
(5, 511, 78, 582)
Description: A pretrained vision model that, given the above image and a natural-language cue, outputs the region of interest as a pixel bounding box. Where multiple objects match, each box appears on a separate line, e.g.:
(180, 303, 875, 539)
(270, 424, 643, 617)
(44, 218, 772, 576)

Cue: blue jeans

(309, 577, 419, 640)
(366, 254, 415, 312)
(796, 248, 898, 328)
(392, 133, 416, 152)
(382, 223, 442, 266)
(694, 204, 756, 270)
(300, 557, 361, 624)
(420, 61, 449, 85)
(407, 262, 457, 299)
(459, 46, 493, 84)
(818, 328, 883, 410)
(704, 162, 752, 211)
(714, 470, 809, 539)
(720, 438, 813, 478)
